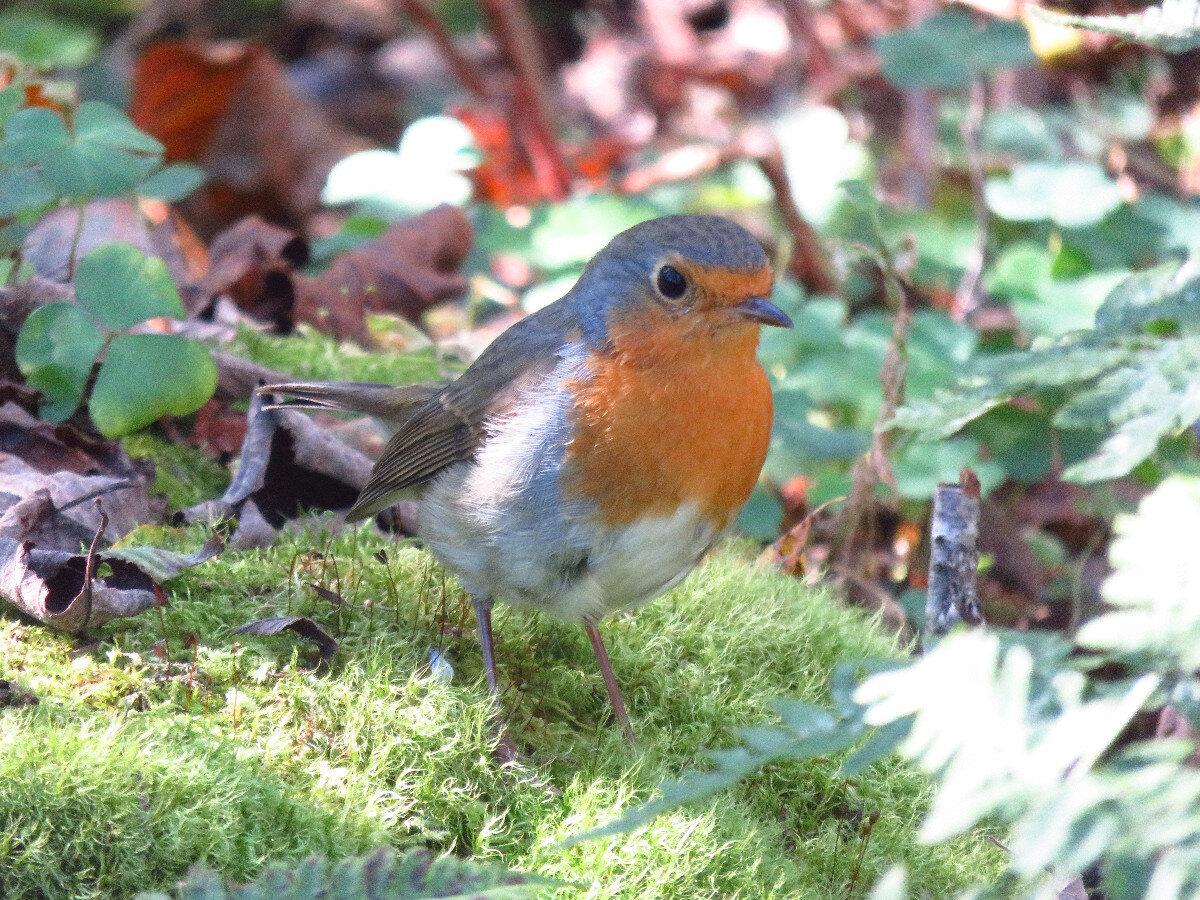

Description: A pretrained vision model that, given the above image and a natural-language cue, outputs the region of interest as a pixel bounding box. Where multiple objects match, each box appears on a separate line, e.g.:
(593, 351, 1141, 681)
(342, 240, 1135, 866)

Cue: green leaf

(985, 161, 1124, 228)
(90, 335, 216, 437)
(104, 534, 223, 582)
(736, 484, 783, 541)
(0, 83, 24, 129)
(892, 436, 1005, 499)
(1058, 337, 1200, 481)
(74, 102, 164, 156)
(0, 9, 99, 69)
(981, 106, 1061, 162)
(890, 387, 1011, 442)
(842, 718, 913, 776)
(0, 167, 53, 216)
(14, 302, 105, 422)
(1093, 263, 1200, 334)
(138, 163, 206, 202)
(564, 701, 863, 847)
(875, 7, 1035, 89)
(74, 243, 184, 331)
(20, 102, 165, 199)
(1030, 0, 1200, 52)
(0, 106, 70, 165)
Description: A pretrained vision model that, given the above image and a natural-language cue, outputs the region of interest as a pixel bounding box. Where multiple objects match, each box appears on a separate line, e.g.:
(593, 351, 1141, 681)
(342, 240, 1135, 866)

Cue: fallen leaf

(21, 199, 206, 289)
(192, 215, 309, 326)
(234, 615, 338, 660)
(307, 581, 345, 606)
(760, 496, 846, 576)
(131, 40, 370, 232)
(184, 389, 374, 532)
(104, 531, 224, 582)
(0, 401, 138, 476)
(0, 456, 162, 551)
(0, 537, 157, 632)
(293, 204, 472, 342)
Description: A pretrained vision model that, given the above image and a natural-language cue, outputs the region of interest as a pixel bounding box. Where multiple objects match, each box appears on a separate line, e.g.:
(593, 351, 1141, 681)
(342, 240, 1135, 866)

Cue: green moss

(0, 528, 1004, 899)
(224, 325, 448, 386)
(122, 432, 231, 511)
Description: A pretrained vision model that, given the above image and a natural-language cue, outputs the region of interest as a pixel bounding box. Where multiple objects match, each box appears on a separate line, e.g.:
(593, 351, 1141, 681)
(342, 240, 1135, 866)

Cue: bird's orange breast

(562, 307, 773, 529)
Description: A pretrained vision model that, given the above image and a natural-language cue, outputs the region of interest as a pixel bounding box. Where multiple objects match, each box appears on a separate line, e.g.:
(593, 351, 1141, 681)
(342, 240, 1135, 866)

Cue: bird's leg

(471, 594, 501, 698)
(585, 622, 635, 743)
(470, 594, 521, 762)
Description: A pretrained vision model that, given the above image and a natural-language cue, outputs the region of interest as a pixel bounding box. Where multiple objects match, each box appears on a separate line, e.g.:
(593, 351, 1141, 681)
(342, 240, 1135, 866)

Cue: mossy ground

(0, 330, 1004, 898)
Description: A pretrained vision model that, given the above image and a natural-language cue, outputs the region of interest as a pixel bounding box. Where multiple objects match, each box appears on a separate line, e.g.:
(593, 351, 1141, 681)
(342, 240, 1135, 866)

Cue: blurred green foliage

(0, 7, 99, 70)
(134, 848, 554, 900)
(874, 6, 1036, 89)
(581, 475, 1200, 899)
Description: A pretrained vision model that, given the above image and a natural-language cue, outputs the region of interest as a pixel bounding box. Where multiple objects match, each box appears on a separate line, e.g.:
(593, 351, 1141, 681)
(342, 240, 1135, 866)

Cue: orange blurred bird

(262, 215, 791, 742)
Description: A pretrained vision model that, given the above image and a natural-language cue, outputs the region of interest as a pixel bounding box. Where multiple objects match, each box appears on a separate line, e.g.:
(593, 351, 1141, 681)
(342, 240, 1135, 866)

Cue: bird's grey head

(569, 215, 772, 342)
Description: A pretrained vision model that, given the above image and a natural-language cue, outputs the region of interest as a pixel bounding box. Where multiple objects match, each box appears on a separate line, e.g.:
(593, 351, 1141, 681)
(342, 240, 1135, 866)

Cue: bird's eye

(655, 265, 688, 299)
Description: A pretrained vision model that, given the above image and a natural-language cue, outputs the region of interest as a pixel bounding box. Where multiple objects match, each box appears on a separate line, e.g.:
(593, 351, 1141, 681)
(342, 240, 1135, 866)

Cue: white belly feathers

(416, 344, 722, 623)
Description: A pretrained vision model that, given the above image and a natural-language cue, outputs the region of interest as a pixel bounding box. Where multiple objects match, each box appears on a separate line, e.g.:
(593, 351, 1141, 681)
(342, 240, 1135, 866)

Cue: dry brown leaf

(192, 215, 309, 325)
(22, 199, 207, 289)
(130, 40, 370, 232)
(293, 204, 472, 342)
(235, 615, 338, 660)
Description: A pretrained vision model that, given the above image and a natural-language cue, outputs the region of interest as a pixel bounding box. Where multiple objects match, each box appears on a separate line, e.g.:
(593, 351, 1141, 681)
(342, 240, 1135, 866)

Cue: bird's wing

(346, 301, 581, 521)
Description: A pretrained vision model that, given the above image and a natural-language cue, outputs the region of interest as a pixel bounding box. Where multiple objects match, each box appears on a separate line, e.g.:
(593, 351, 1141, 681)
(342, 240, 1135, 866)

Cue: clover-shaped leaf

(90, 334, 217, 437)
(138, 163, 205, 202)
(0, 168, 53, 216)
(74, 243, 184, 331)
(875, 7, 1035, 89)
(0, 106, 71, 166)
(3, 101, 164, 200)
(14, 302, 105, 422)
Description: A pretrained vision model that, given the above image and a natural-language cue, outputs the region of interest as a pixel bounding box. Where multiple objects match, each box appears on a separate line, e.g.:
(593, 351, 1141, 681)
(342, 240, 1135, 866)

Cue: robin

(262, 214, 792, 742)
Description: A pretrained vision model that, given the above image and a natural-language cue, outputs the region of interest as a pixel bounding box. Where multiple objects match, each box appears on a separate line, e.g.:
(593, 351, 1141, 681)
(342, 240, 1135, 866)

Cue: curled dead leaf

(234, 615, 338, 660)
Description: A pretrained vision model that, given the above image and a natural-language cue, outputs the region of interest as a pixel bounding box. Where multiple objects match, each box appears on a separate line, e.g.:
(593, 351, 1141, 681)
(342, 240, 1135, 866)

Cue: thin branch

(837, 210, 910, 574)
(392, 0, 489, 99)
(778, 0, 837, 87)
(739, 125, 838, 293)
(477, 0, 571, 199)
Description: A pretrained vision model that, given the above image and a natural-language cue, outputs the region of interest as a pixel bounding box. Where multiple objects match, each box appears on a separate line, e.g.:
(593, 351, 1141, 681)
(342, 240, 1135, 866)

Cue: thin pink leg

(585, 622, 635, 743)
(472, 594, 519, 762)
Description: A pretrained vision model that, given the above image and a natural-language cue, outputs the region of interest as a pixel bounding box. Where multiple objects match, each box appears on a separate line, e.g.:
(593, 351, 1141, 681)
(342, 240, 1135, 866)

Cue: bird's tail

(256, 380, 448, 429)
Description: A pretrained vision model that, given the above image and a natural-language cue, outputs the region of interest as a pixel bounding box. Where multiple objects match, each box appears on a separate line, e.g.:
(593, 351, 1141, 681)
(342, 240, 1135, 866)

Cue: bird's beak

(735, 296, 794, 328)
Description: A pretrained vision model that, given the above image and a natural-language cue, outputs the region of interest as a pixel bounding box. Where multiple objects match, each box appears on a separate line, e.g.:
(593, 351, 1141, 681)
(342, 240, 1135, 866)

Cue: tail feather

(257, 381, 447, 428)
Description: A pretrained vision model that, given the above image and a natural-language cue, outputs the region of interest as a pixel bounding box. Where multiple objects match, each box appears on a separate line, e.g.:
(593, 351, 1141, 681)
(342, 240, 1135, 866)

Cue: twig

(66, 204, 87, 281)
(392, 0, 489, 99)
(901, 88, 937, 209)
(5, 250, 23, 286)
(778, 0, 837, 87)
(740, 125, 839, 293)
(954, 77, 989, 319)
(76, 499, 109, 630)
(923, 471, 984, 647)
(477, 0, 571, 199)
(899, 0, 938, 208)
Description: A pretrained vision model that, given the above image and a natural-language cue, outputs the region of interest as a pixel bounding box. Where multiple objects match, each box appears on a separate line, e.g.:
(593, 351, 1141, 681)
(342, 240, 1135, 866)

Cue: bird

(261, 214, 792, 743)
